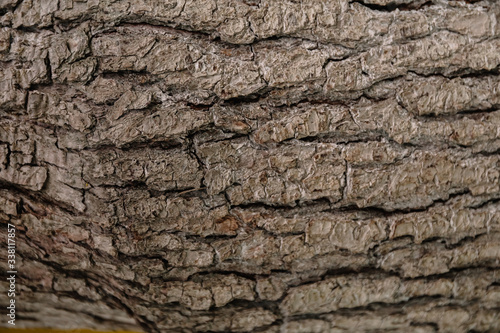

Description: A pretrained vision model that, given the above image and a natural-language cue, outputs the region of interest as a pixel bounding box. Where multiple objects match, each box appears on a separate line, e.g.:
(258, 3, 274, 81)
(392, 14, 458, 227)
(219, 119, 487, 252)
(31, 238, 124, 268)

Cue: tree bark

(1, 0, 500, 332)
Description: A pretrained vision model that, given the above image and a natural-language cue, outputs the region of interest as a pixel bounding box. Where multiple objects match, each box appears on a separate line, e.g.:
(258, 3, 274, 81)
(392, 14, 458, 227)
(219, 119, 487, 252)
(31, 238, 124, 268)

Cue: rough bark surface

(1, 0, 500, 332)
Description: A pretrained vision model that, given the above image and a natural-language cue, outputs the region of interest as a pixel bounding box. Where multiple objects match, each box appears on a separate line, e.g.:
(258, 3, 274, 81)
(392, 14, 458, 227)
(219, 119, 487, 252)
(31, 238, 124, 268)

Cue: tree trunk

(1, 0, 500, 332)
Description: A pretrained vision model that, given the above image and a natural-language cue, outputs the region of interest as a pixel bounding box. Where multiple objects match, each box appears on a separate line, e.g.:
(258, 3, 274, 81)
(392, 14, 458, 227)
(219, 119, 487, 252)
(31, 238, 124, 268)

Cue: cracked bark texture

(1, 0, 500, 332)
